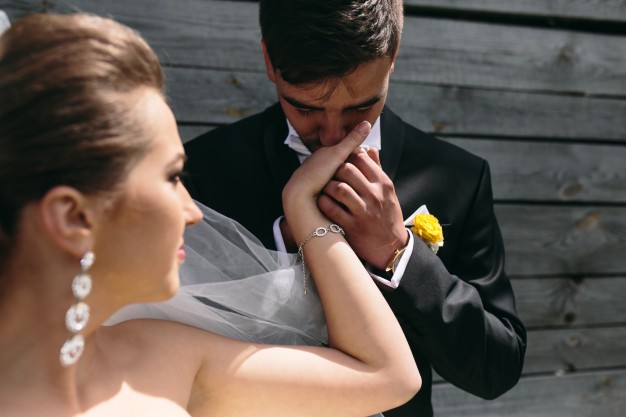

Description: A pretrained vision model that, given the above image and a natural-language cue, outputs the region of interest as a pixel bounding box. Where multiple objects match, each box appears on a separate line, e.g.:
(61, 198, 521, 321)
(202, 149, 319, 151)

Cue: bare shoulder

(100, 318, 226, 363)
(97, 319, 228, 404)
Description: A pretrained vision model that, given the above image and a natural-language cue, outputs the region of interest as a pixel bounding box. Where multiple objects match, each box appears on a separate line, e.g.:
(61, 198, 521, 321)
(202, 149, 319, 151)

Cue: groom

(184, 0, 526, 415)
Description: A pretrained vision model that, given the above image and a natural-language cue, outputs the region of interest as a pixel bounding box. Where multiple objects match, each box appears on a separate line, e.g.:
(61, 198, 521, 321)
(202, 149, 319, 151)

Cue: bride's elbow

(381, 363, 422, 408)
(398, 364, 422, 402)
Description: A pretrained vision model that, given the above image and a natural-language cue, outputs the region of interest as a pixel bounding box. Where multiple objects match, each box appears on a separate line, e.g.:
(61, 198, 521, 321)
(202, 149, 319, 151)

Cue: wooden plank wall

(3, 1, 626, 415)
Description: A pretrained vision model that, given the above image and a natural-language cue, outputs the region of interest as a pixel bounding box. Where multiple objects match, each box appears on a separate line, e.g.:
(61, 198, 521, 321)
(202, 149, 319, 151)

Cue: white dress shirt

(0, 10, 11, 35)
(273, 117, 418, 289)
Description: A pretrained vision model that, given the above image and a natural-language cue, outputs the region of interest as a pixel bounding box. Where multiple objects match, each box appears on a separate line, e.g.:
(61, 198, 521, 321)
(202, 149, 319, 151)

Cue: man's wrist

(385, 246, 407, 274)
(382, 229, 411, 273)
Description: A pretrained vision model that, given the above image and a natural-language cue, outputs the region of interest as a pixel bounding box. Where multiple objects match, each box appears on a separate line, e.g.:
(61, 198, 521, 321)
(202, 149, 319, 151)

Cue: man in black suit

(184, 1, 526, 415)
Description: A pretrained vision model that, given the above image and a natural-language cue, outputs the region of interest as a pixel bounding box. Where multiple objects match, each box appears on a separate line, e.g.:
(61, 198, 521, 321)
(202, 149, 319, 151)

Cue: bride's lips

(177, 241, 186, 262)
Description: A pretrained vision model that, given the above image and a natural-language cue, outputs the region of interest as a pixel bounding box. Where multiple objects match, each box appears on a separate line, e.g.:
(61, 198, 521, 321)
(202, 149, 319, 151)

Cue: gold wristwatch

(384, 246, 407, 274)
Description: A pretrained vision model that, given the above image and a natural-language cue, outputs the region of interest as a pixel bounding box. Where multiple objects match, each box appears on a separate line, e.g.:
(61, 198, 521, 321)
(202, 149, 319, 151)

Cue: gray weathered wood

(513, 277, 626, 327)
(497, 205, 626, 276)
(7, 0, 626, 96)
(432, 369, 626, 417)
(432, 325, 626, 382)
(165, 67, 626, 141)
(524, 326, 626, 375)
(446, 138, 626, 203)
(398, 17, 626, 96)
(0, 0, 264, 70)
(404, 0, 626, 23)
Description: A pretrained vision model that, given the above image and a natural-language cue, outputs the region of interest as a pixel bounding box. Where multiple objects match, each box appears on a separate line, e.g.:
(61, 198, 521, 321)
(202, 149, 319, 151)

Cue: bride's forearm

(286, 203, 420, 396)
(281, 121, 420, 402)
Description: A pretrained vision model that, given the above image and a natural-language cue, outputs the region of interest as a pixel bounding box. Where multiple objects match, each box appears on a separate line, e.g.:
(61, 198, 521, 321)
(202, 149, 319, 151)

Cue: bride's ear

(38, 186, 99, 257)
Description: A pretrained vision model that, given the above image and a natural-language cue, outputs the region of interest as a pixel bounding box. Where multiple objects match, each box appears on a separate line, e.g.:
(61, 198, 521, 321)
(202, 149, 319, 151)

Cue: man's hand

(317, 147, 408, 270)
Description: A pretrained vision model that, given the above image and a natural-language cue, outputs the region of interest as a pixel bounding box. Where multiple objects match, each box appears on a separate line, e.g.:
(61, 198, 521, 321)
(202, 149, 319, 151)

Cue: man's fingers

(367, 147, 381, 166)
(345, 150, 385, 184)
(322, 179, 367, 214)
(317, 193, 354, 226)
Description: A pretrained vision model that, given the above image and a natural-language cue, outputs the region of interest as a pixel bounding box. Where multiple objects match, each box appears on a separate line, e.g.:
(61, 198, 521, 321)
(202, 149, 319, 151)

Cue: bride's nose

(183, 187, 202, 226)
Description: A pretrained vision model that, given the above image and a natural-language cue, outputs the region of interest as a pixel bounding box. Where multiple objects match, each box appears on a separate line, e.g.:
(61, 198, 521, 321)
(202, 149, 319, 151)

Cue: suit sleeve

(384, 161, 527, 399)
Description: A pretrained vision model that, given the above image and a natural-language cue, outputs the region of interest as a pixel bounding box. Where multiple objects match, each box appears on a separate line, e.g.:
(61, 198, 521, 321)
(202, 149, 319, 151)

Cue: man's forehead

(276, 57, 393, 108)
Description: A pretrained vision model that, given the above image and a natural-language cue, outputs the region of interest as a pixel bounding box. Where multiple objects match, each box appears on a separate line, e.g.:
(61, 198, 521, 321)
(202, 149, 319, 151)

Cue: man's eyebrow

(282, 95, 323, 111)
(344, 95, 382, 111)
(282, 94, 382, 111)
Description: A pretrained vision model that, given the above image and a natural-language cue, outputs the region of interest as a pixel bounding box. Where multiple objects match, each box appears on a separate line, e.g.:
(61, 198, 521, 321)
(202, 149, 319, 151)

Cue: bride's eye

(169, 170, 188, 185)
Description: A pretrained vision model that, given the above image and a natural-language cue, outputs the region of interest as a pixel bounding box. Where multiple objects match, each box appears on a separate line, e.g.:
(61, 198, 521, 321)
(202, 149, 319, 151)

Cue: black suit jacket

(184, 103, 527, 416)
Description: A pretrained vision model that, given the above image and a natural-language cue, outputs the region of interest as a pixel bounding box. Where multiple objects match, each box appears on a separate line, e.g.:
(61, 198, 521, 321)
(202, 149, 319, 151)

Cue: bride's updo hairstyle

(0, 13, 164, 272)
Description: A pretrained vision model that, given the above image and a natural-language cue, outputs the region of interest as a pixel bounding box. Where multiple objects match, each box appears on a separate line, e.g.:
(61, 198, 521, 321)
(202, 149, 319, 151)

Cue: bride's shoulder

(96, 319, 226, 399)
(100, 317, 256, 382)
(100, 318, 241, 363)
(102, 318, 224, 353)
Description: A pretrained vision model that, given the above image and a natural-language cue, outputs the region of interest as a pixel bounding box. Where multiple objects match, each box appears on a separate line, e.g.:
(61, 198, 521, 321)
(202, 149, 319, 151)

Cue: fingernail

(360, 145, 370, 151)
(356, 121, 371, 135)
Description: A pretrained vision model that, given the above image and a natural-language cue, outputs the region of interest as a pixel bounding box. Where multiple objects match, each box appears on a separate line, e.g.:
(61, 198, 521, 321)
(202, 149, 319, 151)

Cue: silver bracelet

(297, 224, 345, 295)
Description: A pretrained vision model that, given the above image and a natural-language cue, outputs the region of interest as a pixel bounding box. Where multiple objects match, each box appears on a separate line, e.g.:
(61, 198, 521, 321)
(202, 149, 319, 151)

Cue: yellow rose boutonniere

(411, 213, 444, 254)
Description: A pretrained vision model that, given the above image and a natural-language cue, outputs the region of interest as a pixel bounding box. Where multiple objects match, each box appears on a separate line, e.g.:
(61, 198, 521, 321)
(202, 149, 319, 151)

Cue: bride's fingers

(294, 121, 372, 190)
(307, 121, 371, 170)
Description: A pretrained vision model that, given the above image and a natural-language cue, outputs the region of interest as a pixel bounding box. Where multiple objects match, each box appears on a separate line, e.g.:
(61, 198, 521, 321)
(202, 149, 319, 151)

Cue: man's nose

(319, 121, 349, 147)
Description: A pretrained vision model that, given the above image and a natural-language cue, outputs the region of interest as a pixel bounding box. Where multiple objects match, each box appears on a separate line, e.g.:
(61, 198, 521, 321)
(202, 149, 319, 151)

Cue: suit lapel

(262, 104, 301, 192)
(379, 106, 406, 181)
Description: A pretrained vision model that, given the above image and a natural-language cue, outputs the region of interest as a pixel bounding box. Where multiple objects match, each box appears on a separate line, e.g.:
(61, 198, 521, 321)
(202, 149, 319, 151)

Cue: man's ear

(389, 45, 400, 75)
(261, 38, 277, 83)
(39, 186, 98, 258)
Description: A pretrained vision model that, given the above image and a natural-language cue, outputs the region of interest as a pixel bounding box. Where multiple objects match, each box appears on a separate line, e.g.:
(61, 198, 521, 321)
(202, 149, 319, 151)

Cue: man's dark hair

(260, 0, 404, 85)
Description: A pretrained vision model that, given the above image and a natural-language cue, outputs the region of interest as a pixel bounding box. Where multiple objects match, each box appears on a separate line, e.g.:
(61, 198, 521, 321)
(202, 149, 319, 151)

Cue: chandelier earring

(59, 251, 95, 367)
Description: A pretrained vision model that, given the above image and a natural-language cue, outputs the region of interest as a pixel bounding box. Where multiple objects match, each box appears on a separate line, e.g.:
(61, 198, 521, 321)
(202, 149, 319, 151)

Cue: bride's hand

(282, 121, 371, 216)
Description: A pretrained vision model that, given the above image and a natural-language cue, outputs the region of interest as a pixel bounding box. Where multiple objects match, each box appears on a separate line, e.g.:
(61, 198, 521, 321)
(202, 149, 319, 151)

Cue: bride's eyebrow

(167, 153, 187, 167)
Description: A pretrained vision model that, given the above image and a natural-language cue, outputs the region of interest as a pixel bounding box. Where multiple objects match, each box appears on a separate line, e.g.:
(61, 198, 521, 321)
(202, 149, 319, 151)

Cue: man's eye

(297, 108, 314, 116)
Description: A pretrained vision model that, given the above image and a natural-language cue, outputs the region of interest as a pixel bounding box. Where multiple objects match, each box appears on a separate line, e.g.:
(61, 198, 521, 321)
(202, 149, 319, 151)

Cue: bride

(0, 12, 420, 417)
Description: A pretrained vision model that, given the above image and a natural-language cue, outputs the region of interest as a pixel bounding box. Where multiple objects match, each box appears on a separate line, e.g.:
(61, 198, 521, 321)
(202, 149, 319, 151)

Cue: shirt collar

(284, 117, 382, 162)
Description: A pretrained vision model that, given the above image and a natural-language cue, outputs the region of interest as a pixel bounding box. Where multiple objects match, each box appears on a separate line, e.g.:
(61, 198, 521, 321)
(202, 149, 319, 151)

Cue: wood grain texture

(497, 205, 626, 276)
(398, 17, 626, 96)
(165, 67, 626, 141)
(523, 326, 626, 374)
(432, 369, 626, 417)
(446, 138, 626, 203)
(513, 277, 626, 327)
(6, 0, 626, 96)
(404, 0, 626, 23)
(432, 325, 626, 381)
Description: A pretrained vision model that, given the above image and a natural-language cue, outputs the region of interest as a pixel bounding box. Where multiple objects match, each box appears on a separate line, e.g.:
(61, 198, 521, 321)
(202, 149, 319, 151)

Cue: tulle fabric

(107, 201, 328, 346)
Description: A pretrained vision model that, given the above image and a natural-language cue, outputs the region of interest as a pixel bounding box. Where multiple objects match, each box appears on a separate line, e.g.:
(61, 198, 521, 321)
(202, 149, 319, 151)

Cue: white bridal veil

(107, 201, 328, 346)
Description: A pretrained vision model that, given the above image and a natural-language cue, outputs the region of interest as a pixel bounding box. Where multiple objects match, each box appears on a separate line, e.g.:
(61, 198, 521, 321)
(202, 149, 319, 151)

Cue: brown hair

(0, 13, 164, 269)
(259, 0, 404, 85)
